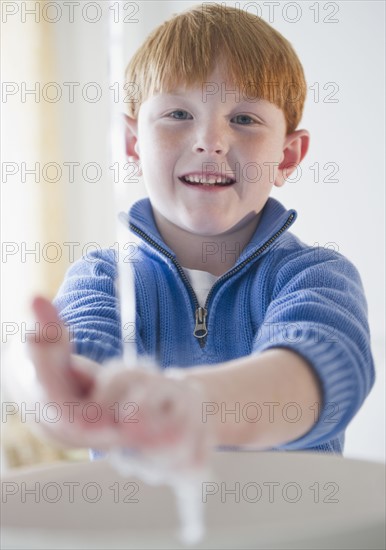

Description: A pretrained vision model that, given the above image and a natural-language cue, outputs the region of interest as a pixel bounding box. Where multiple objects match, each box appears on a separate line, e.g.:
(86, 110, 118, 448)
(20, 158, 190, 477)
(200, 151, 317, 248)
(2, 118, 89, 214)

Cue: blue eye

(168, 110, 192, 120)
(232, 114, 256, 125)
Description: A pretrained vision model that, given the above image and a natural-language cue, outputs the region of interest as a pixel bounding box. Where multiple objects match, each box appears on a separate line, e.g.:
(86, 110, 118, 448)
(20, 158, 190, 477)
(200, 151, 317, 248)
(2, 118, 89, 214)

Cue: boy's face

(127, 66, 307, 238)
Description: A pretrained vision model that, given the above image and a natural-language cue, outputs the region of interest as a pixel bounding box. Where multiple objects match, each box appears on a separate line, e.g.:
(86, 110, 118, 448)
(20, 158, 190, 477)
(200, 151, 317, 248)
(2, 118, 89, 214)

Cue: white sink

(1, 451, 385, 549)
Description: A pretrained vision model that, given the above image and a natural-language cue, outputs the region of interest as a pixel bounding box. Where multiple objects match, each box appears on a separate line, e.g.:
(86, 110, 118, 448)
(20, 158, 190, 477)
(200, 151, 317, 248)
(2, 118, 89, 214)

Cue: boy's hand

(93, 364, 208, 467)
(27, 296, 110, 447)
(28, 296, 96, 402)
(27, 297, 208, 466)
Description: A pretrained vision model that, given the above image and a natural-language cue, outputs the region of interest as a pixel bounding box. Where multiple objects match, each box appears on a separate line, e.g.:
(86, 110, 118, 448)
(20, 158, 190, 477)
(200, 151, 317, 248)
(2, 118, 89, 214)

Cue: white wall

(2, 1, 384, 462)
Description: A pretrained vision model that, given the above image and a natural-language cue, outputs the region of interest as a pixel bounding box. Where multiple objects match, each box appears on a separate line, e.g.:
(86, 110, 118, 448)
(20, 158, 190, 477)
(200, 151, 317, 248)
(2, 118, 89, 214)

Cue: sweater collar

(127, 197, 297, 262)
(239, 197, 297, 261)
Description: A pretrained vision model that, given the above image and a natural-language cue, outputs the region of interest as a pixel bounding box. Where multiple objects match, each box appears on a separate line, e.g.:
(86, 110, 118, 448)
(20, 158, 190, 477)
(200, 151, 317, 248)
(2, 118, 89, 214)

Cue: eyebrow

(160, 92, 269, 106)
(158, 92, 187, 98)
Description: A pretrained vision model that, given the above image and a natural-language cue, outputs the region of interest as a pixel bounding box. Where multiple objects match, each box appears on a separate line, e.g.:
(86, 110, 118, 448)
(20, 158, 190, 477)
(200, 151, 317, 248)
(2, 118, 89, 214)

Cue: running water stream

(108, 4, 207, 544)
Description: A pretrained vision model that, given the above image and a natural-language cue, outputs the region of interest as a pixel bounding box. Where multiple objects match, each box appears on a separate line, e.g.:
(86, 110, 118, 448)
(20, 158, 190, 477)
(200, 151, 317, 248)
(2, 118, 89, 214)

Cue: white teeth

(183, 175, 234, 185)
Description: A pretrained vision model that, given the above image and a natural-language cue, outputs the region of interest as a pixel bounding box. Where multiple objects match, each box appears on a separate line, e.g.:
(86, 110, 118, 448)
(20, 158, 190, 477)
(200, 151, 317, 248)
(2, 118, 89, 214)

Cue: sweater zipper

(129, 223, 204, 341)
(129, 213, 295, 349)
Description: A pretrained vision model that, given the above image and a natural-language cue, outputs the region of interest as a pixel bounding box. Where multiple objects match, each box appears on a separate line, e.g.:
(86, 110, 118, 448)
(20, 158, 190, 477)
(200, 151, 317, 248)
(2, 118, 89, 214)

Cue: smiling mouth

(179, 174, 236, 186)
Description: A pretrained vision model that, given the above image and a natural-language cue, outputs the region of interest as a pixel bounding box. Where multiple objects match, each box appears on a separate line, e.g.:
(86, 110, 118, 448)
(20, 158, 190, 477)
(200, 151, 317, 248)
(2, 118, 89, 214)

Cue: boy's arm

(185, 348, 322, 448)
(46, 245, 374, 452)
(187, 247, 375, 450)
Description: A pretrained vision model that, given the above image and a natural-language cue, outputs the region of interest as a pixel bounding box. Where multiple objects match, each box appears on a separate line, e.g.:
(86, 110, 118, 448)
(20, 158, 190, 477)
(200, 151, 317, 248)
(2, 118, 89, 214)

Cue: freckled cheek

(160, 127, 188, 151)
(237, 143, 280, 188)
(246, 142, 282, 168)
(140, 134, 181, 186)
(145, 130, 185, 163)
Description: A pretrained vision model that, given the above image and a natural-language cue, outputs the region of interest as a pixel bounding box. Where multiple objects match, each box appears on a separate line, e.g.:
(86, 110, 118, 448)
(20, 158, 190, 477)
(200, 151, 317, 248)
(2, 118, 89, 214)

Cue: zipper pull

(193, 307, 208, 339)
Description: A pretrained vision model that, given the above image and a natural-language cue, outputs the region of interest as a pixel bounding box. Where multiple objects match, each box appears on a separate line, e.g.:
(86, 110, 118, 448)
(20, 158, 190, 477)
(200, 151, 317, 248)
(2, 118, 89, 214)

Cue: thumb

(27, 296, 93, 399)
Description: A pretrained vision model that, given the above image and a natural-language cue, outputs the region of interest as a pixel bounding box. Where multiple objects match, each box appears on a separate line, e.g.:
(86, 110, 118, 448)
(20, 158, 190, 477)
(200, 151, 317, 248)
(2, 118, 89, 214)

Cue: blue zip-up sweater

(54, 197, 375, 454)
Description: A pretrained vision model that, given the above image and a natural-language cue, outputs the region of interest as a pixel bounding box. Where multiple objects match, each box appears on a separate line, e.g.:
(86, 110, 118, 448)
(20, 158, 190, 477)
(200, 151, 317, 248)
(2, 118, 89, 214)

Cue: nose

(192, 122, 229, 156)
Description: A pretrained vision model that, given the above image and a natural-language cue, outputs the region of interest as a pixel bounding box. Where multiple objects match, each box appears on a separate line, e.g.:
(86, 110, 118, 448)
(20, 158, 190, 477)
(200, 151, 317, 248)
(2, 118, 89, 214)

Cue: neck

(152, 210, 262, 276)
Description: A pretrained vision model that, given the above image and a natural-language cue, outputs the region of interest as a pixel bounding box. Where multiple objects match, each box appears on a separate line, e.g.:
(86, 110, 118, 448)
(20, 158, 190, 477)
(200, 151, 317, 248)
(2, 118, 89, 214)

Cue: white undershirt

(181, 266, 220, 307)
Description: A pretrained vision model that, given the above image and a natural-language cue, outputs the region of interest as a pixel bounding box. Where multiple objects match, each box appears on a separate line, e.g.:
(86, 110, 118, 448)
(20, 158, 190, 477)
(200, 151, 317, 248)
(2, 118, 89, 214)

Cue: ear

(124, 114, 142, 175)
(275, 129, 310, 187)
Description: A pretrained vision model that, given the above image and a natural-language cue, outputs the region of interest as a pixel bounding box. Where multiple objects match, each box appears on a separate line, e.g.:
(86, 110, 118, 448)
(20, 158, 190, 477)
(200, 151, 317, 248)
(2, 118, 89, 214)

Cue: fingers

(27, 295, 94, 400)
(96, 369, 202, 451)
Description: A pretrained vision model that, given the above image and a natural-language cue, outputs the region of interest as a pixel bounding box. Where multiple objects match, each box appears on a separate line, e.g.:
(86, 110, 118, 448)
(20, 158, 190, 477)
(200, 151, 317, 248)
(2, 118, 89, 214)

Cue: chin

(184, 220, 231, 237)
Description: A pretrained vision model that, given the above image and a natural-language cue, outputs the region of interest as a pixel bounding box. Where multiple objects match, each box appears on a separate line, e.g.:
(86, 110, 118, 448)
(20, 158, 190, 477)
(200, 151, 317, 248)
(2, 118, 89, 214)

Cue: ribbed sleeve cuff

(253, 323, 364, 449)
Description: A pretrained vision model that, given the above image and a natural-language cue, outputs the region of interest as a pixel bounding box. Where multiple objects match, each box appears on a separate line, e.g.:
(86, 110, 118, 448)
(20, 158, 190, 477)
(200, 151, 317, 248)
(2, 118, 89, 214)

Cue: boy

(29, 4, 374, 458)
